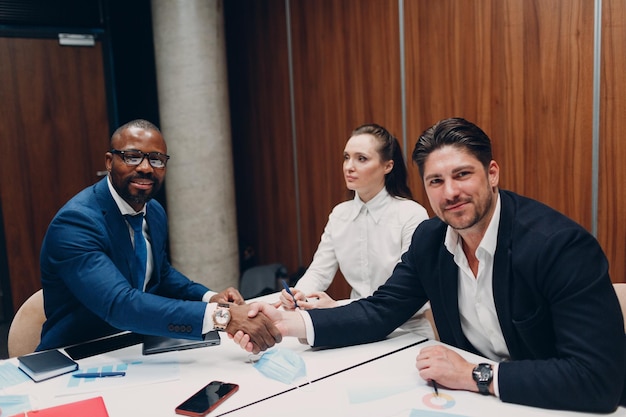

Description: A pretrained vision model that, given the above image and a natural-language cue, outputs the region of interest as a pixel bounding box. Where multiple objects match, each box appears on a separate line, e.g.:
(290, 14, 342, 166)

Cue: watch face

(215, 309, 231, 325)
(477, 368, 490, 381)
(473, 364, 493, 382)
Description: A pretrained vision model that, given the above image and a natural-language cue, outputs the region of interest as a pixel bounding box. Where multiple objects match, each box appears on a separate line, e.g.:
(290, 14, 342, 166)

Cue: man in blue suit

(39, 119, 281, 353)
(238, 118, 625, 412)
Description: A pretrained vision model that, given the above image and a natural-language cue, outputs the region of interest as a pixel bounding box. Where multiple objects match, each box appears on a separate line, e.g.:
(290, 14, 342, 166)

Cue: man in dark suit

(238, 118, 625, 412)
(39, 119, 280, 353)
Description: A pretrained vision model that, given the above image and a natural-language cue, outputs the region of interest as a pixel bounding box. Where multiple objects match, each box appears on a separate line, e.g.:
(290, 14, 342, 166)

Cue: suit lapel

(491, 191, 521, 357)
(94, 178, 136, 285)
(144, 201, 161, 290)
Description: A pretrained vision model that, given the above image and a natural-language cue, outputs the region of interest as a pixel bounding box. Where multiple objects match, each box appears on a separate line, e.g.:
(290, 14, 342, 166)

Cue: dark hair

(412, 117, 493, 177)
(110, 119, 161, 145)
(351, 123, 413, 200)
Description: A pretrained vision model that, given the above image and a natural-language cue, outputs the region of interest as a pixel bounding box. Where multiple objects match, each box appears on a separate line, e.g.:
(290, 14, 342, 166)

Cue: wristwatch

(472, 363, 493, 395)
(212, 303, 231, 331)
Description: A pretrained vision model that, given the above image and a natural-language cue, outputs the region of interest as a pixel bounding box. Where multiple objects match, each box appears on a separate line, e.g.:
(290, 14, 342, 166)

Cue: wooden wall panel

(0, 38, 109, 310)
(289, 0, 403, 298)
(227, 0, 625, 294)
(405, 0, 594, 233)
(599, 0, 626, 283)
(224, 0, 299, 274)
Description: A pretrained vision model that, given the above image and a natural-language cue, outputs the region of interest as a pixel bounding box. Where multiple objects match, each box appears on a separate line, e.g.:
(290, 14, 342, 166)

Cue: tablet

(142, 331, 221, 355)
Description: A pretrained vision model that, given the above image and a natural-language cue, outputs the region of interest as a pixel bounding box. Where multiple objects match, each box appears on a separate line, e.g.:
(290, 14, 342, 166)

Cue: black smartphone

(175, 381, 239, 416)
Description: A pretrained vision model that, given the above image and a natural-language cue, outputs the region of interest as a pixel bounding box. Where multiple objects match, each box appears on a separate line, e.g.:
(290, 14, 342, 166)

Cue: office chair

(7, 289, 46, 357)
(424, 308, 440, 341)
(239, 263, 287, 299)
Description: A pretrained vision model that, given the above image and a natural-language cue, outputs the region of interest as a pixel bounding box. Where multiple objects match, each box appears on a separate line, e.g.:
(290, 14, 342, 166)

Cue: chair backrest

(7, 289, 46, 357)
(424, 308, 440, 341)
(613, 283, 626, 333)
(239, 263, 287, 299)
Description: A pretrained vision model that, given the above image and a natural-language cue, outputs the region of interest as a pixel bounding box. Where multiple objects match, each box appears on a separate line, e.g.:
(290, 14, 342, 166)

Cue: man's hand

(210, 287, 245, 305)
(415, 345, 479, 392)
(226, 303, 282, 354)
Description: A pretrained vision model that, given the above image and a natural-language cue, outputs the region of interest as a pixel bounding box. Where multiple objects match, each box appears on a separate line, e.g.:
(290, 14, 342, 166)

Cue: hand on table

(278, 287, 306, 310)
(279, 289, 337, 310)
(415, 345, 480, 393)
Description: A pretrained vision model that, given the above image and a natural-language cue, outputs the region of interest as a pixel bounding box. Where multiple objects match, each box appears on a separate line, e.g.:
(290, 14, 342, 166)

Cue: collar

(107, 176, 147, 217)
(444, 193, 501, 257)
(347, 187, 391, 223)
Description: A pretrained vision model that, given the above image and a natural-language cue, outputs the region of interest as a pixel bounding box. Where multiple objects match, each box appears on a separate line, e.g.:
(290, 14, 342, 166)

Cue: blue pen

(72, 371, 126, 378)
(281, 279, 299, 308)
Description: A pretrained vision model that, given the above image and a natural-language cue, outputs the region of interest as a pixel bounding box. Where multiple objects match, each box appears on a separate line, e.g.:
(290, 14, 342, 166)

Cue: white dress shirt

(444, 194, 509, 396)
(107, 177, 153, 291)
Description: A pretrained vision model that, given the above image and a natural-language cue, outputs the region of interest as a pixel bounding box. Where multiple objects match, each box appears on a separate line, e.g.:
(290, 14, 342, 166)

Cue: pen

(72, 371, 126, 378)
(432, 380, 439, 397)
(281, 279, 299, 308)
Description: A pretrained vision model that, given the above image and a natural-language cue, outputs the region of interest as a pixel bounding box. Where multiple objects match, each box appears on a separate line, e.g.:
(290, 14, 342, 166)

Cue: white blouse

(296, 188, 428, 297)
(295, 188, 434, 338)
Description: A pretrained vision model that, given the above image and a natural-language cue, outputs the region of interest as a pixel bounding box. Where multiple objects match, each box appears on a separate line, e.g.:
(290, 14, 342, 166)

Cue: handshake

(223, 302, 306, 354)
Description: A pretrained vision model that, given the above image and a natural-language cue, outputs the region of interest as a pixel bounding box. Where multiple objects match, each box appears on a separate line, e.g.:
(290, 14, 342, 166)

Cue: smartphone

(175, 381, 239, 416)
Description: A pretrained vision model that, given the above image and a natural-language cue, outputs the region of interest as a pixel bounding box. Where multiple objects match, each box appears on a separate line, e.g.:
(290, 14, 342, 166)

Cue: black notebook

(17, 349, 78, 382)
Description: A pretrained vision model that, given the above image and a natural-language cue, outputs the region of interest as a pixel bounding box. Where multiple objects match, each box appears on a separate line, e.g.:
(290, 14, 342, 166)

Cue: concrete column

(150, 0, 239, 290)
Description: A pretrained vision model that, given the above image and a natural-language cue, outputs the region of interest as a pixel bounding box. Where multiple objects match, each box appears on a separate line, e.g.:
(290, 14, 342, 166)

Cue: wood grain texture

(226, 0, 624, 293)
(224, 0, 300, 274)
(0, 38, 109, 310)
(599, 0, 626, 283)
(289, 0, 403, 298)
(405, 0, 594, 230)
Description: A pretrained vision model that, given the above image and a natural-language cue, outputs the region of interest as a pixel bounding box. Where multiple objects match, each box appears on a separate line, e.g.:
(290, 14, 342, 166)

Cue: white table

(2, 327, 424, 416)
(2, 290, 625, 417)
(225, 339, 626, 417)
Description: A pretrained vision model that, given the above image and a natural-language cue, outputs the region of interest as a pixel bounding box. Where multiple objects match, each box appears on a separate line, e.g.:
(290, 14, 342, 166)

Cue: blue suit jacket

(309, 190, 625, 412)
(38, 178, 210, 350)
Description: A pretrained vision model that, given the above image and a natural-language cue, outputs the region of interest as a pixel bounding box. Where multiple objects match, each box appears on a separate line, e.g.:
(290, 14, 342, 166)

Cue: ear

(488, 160, 499, 190)
(383, 159, 394, 175)
(105, 152, 113, 173)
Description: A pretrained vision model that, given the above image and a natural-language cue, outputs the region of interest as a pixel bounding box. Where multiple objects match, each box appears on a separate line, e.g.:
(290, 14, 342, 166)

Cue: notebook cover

(17, 350, 78, 382)
(10, 396, 109, 417)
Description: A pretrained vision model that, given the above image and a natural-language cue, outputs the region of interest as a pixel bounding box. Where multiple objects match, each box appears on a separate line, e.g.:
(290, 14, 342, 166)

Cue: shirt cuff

(297, 309, 315, 345)
(202, 290, 218, 303)
(492, 362, 500, 397)
(203, 302, 217, 334)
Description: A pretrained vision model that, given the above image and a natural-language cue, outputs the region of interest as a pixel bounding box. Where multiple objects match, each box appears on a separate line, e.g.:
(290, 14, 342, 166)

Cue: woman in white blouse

(280, 124, 435, 338)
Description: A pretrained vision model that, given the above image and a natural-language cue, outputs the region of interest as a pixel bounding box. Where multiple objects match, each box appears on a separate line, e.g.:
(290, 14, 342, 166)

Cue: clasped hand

(415, 345, 478, 392)
(208, 288, 282, 354)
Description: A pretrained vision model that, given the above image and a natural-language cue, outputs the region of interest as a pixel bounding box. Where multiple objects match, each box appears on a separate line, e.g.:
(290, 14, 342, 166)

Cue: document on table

(0, 362, 31, 388)
(53, 355, 180, 396)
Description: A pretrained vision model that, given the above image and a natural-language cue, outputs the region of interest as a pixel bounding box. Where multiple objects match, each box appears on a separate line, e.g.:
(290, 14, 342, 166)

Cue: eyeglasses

(110, 149, 170, 168)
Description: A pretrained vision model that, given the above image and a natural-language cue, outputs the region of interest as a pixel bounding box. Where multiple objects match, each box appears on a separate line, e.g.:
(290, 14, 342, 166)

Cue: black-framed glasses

(110, 149, 170, 168)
